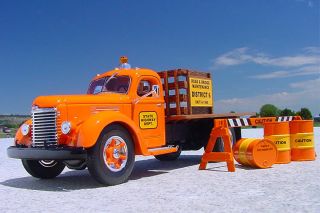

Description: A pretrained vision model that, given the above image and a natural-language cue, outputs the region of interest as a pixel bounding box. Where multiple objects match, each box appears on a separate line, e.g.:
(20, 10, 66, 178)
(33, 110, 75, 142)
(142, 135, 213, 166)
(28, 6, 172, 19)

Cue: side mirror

(152, 85, 160, 97)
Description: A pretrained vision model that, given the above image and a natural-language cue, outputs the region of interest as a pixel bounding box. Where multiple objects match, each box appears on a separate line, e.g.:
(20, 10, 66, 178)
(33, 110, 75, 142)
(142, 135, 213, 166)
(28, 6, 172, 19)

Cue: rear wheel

(154, 146, 182, 161)
(22, 160, 65, 179)
(87, 125, 135, 185)
(64, 160, 87, 170)
(212, 128, 237, 152)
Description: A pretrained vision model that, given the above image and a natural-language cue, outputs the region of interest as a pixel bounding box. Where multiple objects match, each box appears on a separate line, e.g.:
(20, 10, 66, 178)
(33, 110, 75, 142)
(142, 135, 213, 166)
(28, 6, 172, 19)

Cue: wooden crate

(158, 69, 213, 117)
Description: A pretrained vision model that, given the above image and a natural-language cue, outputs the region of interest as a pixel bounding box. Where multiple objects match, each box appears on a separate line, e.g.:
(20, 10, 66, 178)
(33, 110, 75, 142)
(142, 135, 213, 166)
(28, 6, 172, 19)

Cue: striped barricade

(199, 116, 302, 171)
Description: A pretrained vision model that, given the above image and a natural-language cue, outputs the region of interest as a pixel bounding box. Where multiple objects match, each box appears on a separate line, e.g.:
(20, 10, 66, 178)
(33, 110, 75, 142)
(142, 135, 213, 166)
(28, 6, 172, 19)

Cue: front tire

(22, 160, 65, 179)
(87, 125, 135, 185)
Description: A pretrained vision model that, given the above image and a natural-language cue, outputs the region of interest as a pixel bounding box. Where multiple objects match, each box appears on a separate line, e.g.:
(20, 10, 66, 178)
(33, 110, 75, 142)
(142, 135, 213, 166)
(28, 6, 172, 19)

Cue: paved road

(0, 129, 319, 213)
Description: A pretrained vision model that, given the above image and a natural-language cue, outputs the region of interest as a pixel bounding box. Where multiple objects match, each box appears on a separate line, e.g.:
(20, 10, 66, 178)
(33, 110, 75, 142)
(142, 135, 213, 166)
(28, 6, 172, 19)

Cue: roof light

(119, 56, 131, 69)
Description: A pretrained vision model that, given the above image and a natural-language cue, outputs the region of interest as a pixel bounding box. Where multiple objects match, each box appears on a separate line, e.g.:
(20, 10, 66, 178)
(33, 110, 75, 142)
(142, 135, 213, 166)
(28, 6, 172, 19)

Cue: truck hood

(32, 94, 131, 108)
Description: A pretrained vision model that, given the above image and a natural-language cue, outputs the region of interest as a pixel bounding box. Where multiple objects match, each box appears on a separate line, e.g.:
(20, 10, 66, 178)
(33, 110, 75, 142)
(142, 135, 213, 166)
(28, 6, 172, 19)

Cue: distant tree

(296, 108, 312, 120)
(260, 104, 280, 117)
(230, 111, 236, 113)
(280, 108, 295, 116)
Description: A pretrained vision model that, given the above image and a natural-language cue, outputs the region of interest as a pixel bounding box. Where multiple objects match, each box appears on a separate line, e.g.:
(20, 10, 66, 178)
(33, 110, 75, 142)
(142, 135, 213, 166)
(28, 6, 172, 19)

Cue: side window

(137, 77, 160, 97)
(137, 80, 151, 96)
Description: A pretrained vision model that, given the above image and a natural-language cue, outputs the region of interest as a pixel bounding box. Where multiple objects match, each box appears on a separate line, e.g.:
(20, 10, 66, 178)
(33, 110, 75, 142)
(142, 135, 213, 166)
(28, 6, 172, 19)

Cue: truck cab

(85, 68, 168, 150)
(8, 64, 178, 185)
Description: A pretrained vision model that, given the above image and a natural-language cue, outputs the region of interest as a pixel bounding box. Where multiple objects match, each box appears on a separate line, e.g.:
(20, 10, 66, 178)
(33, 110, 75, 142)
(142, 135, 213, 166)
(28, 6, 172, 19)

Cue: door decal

(139, 112, 158, 129)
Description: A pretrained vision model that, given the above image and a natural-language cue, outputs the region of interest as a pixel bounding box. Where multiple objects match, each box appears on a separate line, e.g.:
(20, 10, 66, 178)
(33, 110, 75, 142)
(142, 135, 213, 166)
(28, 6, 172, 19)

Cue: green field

(0, 115, 29, 138)
(0, 115, 29, 128)
(0, 129, 17, 138)
(0, 132, 8, 138)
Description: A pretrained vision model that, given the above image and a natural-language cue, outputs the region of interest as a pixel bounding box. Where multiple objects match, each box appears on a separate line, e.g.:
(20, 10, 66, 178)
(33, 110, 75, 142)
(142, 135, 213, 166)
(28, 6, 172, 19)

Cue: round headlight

(61, 121, 71, 135)
(21, 124, 30, 136)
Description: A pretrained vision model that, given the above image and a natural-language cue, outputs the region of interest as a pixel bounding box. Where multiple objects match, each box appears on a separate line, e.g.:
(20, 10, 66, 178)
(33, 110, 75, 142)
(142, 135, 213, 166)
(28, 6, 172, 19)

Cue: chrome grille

(32, 108, 57, 147)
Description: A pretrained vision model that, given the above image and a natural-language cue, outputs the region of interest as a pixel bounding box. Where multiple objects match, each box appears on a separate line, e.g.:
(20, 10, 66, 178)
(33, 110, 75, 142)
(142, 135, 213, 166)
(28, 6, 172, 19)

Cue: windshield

(87, 76, 131, 94)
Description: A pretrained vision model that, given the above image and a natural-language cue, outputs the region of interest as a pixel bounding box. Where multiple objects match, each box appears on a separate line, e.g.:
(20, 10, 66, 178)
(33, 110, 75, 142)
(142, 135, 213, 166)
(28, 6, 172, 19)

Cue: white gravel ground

(0, 128, 319, 213)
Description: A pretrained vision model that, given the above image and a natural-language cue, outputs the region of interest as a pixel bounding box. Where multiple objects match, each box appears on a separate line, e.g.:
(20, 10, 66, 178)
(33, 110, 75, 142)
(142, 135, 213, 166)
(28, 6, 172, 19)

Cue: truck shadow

(0, 154, 202, 192)
(131, 154, 202, 180)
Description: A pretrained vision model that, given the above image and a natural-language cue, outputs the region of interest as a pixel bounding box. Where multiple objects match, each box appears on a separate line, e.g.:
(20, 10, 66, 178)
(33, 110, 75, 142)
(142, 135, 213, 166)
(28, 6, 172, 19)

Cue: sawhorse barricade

(199, 119, 235, 172)
(199, 116, 301, 172)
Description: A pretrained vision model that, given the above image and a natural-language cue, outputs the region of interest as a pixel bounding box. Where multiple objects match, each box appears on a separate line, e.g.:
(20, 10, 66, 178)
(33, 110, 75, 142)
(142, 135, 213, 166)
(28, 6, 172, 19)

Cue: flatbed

(166, 112, 255, 122)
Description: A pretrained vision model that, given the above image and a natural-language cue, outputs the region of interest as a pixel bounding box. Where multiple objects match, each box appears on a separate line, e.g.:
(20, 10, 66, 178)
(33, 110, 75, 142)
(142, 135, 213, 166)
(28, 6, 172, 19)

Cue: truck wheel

(87, 125, 135, 185)
(154, 146, 182, 161)
(213, 128, 237, 152)
(64, 160, 87, 170)
(22, 160, 65, 179)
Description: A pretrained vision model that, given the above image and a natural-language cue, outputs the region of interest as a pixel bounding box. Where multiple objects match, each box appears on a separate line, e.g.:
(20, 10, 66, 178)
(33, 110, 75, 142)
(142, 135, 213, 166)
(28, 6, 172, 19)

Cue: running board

(147, 146, 179, 156)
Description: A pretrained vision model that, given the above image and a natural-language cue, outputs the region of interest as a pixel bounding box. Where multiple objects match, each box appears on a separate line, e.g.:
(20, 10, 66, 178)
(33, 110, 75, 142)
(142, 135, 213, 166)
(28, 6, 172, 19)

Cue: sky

(0, 0, 319, 115)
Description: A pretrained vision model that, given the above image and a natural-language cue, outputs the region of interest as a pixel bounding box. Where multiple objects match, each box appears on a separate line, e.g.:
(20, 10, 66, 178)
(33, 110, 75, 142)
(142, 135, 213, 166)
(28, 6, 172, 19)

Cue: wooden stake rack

(158, 69, 213, 117)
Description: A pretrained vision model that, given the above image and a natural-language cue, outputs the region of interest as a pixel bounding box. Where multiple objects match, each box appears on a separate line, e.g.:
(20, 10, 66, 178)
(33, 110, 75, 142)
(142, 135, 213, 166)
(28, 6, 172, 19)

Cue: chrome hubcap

(39, 160, 57, 168)
(103, 136, 128, 172)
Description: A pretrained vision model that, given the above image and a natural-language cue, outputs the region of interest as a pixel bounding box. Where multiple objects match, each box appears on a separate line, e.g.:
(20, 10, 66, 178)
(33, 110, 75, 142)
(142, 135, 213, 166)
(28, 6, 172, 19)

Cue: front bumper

(7, 146, 87, 160)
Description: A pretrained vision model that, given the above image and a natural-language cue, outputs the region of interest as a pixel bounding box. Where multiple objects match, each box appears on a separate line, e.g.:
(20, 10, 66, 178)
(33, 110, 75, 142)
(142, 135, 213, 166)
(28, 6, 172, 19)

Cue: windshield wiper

(103, 72, 119, 92)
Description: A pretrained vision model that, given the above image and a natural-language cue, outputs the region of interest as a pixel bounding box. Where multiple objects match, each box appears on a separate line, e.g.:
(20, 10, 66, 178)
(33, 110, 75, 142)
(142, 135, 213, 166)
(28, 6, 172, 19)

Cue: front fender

(77, 111, 147, 154)
(15, 119, 32, 146)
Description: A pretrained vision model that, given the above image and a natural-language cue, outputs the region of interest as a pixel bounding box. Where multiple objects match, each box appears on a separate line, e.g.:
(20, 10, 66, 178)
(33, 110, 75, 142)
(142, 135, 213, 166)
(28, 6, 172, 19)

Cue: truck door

(133, 76, 165, 148)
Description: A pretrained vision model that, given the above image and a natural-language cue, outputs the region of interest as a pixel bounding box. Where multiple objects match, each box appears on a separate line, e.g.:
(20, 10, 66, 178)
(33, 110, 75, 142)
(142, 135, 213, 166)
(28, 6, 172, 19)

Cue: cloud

(212, 47, 251, 66)
(295, 0, 315, 8)
(214, 78, 320, 115)
(212, 47, 320, 115)
(250, 65, 320, 79)
(212, 47, 320, 68)
(289, 77, 320, 89)
(250, 71, 290, 79)
(304, 46, 320, 54)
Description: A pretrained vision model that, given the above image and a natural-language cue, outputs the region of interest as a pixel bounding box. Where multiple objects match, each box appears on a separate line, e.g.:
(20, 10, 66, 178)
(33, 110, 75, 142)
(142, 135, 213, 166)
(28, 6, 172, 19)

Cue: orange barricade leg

(199, 125, 235, 172)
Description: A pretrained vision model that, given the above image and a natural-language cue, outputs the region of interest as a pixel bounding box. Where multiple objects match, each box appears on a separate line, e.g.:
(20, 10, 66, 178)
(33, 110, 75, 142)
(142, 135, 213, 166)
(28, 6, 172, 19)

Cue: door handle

(156, 103, 162, 107)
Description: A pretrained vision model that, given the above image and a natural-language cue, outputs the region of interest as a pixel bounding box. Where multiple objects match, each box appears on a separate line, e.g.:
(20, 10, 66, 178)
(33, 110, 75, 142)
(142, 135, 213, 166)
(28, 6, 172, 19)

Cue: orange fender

(77, 111, 147, 155)
(15, 119, 32, 146)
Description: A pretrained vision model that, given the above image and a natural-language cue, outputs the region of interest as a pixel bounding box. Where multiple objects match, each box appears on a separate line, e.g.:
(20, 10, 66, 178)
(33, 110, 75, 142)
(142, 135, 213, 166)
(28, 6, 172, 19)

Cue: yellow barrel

(233, 138, 277, 168)
(264, 122, 290, 164)
(290, 120, 316, 161)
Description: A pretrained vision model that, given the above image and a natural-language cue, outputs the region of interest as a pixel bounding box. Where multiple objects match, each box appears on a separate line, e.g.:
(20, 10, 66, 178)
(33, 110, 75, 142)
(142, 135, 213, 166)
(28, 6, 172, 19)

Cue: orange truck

(7, 57, 251, 185)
